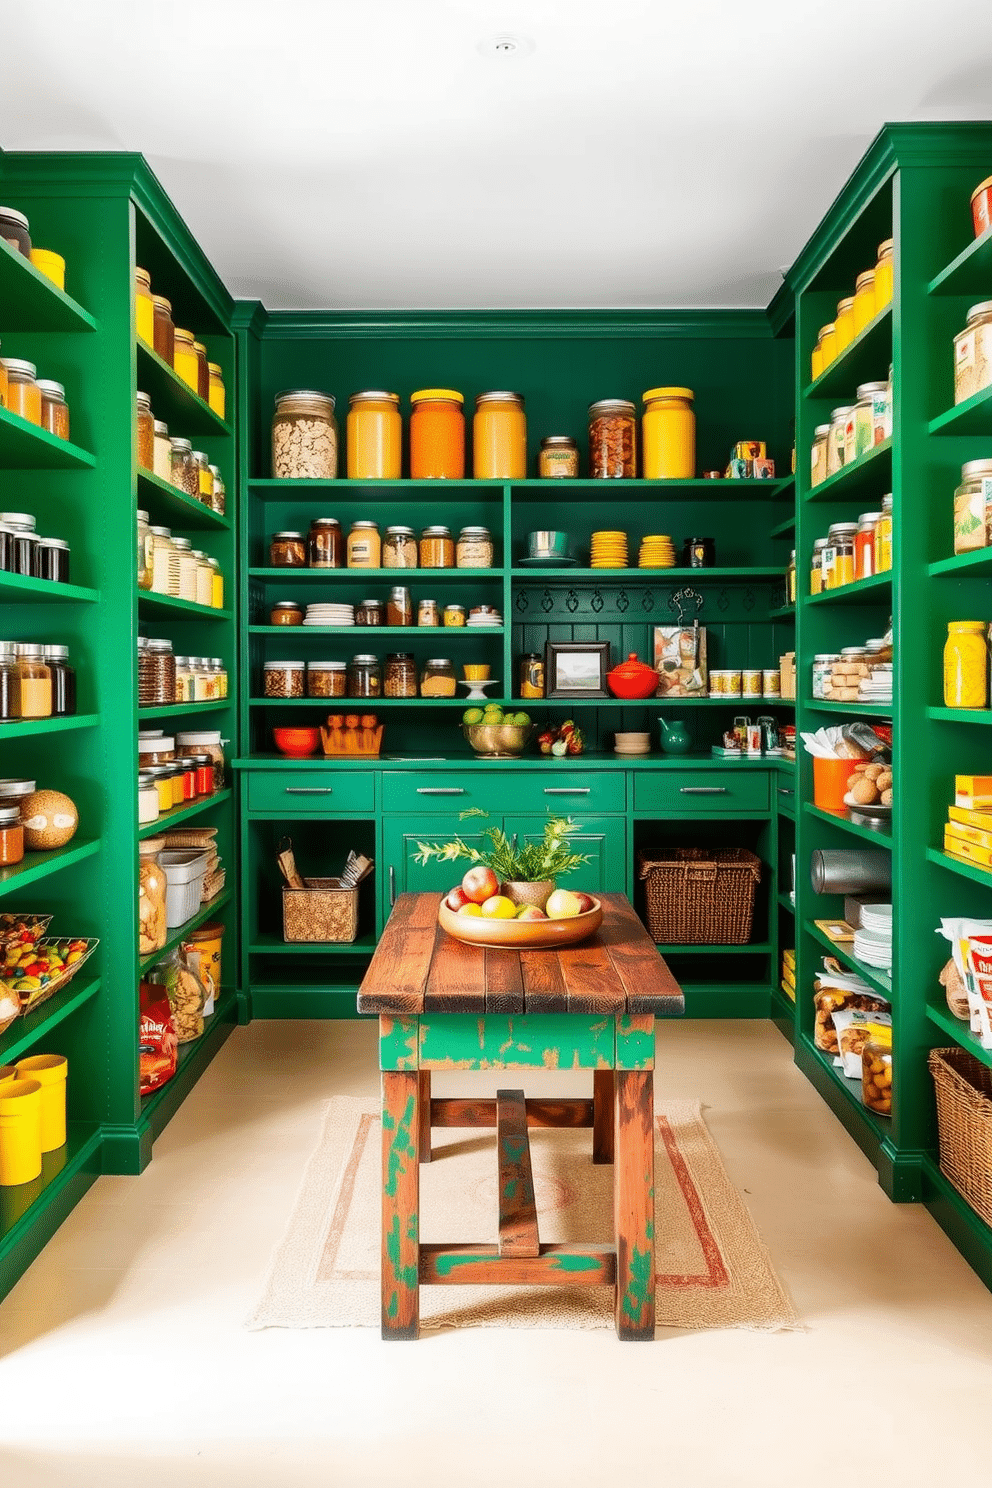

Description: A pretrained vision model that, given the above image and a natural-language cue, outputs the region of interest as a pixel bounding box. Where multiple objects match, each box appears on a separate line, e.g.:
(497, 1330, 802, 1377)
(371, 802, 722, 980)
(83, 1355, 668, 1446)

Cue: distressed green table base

(379, 1012, 656, 1342)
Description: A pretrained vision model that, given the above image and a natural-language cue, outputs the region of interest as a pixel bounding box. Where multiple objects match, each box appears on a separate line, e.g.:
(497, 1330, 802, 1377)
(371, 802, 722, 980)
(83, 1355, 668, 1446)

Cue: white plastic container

(159, 849, 209, 928)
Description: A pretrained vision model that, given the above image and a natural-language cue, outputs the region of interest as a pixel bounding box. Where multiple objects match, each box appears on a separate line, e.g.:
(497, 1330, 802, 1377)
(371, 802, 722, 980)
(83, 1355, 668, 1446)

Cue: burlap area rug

(249, 1097, 799, 1333)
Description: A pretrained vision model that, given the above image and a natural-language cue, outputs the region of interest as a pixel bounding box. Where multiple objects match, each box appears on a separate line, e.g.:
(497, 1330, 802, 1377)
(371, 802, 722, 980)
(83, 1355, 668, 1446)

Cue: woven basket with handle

(929, 1045, 992, 1226)
(637, 847, 761, 944)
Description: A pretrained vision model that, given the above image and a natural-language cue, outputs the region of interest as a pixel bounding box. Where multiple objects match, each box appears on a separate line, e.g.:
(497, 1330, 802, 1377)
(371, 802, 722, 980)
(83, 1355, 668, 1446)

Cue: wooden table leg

(593, 1070, 615, 1164)
(381, 1070, 420, 1340)
(418, 1071, 432, 1163)
(614, 1069, 655, 1341)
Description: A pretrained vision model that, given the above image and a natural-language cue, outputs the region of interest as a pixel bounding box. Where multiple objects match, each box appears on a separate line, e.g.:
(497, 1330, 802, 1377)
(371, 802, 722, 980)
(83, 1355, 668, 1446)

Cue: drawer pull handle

(543, 787, 590, 795)
(416, 788, 466, 795)
(777, 787, 794, 797)
(679, 787, 729, 795)
(285, 787, 333, 795)
(390, 865, 396, 906)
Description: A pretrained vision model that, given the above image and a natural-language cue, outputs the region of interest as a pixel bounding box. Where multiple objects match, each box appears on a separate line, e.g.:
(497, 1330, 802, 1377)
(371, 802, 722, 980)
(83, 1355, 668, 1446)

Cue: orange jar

(410, 389, 465, 478)
(347, 390, 402, 478)
(3, 359, 41, 424)
(473, 391, 527, 478)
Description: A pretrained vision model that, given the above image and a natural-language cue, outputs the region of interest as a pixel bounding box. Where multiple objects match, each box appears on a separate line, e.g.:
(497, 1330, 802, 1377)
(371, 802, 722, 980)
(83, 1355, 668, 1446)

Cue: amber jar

(387, 586, 413, 626)
(347, 654, 382, 698)
(152, 296, 174, 362)
(420, 525, 455, 568)
(270, 601, 304, 626)
(347, 521, 381, 568)
(356, 598, 385, 627)
(193, 341, 210, 402)
(539, 436, 579, 478)
(136, 391, 154, 471)
(308, 517, 343, 568)
(0, 806, 24, 867)
(173, 327, 198, 390)
(307, 661, 346, 698)
(409, 389, 465, 478)
(270, 531, 307, 567)
(383, 526, 418, 568)
(37, 379, 69, 440)
(384, 652, 417, 698)
(589, 399, 636, 478)
(473, 391, 527, 479)
(3, 359, 41, 425)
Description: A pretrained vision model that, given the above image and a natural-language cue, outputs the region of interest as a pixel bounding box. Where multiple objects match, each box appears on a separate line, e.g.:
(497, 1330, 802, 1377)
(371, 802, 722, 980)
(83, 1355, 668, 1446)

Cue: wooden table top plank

(518, 950, 568, 1014)
(357, 892, 436, 1015)
(556, 934, 628, 1015)
(484, 948, 525, 1013)
(423, 918, 487, 1013)
(597, 896, 686, 1016)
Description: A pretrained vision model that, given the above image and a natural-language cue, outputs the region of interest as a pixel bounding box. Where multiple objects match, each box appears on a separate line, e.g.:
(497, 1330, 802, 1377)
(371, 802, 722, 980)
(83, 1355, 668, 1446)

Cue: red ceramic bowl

(606, 653, 661, 699)
(273, 726, 321, 758)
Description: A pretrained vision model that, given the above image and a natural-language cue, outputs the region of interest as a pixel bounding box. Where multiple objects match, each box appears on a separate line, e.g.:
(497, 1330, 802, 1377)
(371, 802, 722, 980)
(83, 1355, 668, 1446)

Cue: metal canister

(810, 850, 892, 895)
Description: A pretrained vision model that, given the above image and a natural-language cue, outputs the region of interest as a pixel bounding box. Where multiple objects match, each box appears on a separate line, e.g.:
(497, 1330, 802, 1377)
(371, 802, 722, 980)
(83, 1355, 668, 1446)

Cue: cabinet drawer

(382, 770, 625, 815)
(247, 771, 375, 815)
(633, 770, 769, 814)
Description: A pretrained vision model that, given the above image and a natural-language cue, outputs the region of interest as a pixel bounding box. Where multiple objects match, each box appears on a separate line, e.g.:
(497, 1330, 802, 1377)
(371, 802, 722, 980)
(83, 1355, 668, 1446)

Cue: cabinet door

(381, 816, 495, 913)
(502, 816, 627, 894)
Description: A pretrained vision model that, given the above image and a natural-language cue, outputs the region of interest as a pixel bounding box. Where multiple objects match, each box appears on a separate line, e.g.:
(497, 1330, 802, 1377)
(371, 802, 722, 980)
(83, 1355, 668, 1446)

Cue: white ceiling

(2, 0, 991, 311)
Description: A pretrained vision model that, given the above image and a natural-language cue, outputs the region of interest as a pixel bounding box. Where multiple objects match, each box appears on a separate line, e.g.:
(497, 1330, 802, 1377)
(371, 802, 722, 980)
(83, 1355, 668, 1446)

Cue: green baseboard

(0, 1125, 102, 1299)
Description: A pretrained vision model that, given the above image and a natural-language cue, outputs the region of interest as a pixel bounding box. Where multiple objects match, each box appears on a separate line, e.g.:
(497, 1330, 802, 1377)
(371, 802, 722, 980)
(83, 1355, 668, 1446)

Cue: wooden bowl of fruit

(439, 867, 602, 950)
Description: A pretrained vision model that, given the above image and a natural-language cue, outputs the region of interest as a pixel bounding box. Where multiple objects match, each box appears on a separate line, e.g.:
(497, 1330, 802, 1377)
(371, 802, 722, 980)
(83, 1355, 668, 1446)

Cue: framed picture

(652, 625, 708, 697)
(544, 641, 610, 699)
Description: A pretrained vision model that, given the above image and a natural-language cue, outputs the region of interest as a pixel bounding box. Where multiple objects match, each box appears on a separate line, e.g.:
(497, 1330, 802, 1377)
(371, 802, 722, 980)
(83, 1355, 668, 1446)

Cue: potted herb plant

(414, 810, 590, 911)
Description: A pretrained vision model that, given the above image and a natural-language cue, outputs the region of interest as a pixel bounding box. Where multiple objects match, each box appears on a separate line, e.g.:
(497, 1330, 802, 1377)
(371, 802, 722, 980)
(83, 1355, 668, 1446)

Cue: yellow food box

(946, 818, 992, 852)
(780, 979, 796, 1003)
(948, 804, 992, 832)
(955, 775, 992, 810)
(944, 828, 992, 870)
(783, 948, 796, 968)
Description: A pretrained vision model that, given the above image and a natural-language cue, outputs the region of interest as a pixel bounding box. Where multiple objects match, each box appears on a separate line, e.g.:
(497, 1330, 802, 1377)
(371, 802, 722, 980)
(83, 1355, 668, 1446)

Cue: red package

(139, 980, 178, 1094)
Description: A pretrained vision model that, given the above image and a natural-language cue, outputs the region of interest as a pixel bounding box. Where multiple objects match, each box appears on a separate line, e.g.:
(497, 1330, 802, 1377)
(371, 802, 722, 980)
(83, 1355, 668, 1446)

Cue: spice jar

(36, 538, 70, 584)
(3, 359, 41, 424)
(954, 460, 992, 552)
(173, 327, 198, 390)
(875, 495, 893, 572)
(384, 652, 417, 698)
(135, 267, 154, 346)
(191, 549, 213, 608)
(272, 390, 338, 479)
(0, 806, 24, 867)
(954, 302, 992, 405)
(387, 586, 413, 626)
(0, 642, 21, 720)
(16, 645, 52, 718)
(473, 391, 527, 479)
(589, 399, 636, 478)
(834, 297, 855, 356)
(270, 601, 304, 626)
(264, 660, 305, 698)
(642, 387, 695, 479)
(307, 661, 347, 698)
(420, 525, 454, 568)
(862, 1034, 893, 1115)
(421, 658, 456, 697)
(539, 436, 579, 478)
(189, 753, 215, 797)
(0, 206, 31, 257)
(812, 653, 840, 699)
(174, 656, 193, 702)
(810, 424, 830, 488)
(383, 526, 418, 568)
(853, 270, 877, 334)
(855, 512, 881, 580)
(347, 390, 402, 478)
(308, 517, 343, 569)
(152, 295, 174, 362)
(146, 640, 176, 705)
(944, 621, 988, 709)
(208, 464, 226, 514)
(417, 598, 439, 627)
(270, 531, 307, 568)
(175, 730, 226, 789)
(347, 520, 381, 568)
(43, 644, 76, 716)
(207, 363, 225, 420)
(520, 652, 545, 698)
(410, 389, 465, 478)
(153, 421, 171, 481)
(356, 598, 384, 627)
(170, 437, 198, 498)
(2, 513, 36, 577)
(456, 527, 494, 568)
(37, 380, 69, 441)
(443, 603, 466, 628)
(810, 538, 828, 595)
(347, 654, 382, 698)
(827, 407, 853, 478)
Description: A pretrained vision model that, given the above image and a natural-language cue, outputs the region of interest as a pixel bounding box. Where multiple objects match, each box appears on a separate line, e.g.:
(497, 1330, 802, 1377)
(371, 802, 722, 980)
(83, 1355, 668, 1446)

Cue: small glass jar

(853, 270, 877, 334)
(147, 526, 176, 594)
(152, 295, 174, 362)
(2, 513, 35, 578)
(347, 654, 382, 698)
(42, 643, 74, 714)
(819, 323, 837, 368)
(207, 363, 225, 420)
(443, 602, 466, 628)
(520, 652, 545, 698)
(174, 656, 193, 703)
(192, 549, 213, 608)
(0, 641, 21, 720)
(34, 537, 69, 585)
(861, 1035, 893, 1115)
(188, 449, 209, 505)
(153, 420, 171, 481)
(944, 621, 988, 709)
(347, 390, 401, 478)
(417, 598, 439, 627)
(144, 766, 174, 814)
(384, 652, 417, 698)
(812, 653, 841, 700)
(167, 764, 185, 806)
(172, 537, 198, 602)
(173, 327, 199, 390)
(173, 755, 197, 801)
(37, 379, 69, 440)
(135, 391, 154, 470)
(307, 661, 347, 698)
(874, 240, 894, 310)
(138, 771, 160, 826)
(875, 495, 893, 572)
(810, 538, 828, 595)
(409, 389, 465, 478)
(146, 640, 176, 705)
(855, 512, 881, 580)
(833, 531, 856, 587)
(3, 359, 41, 424)
(175, 730, 225, 789)
(786, 549, 797, 604)
(0, 805, 24, 866)
(456, 526, 494, 568)
(170, 437, 198, 498)
(539, 435, 579, 478)
(420, 658, 456, 697)
(811, 335, 823, 382)
(827, 406, 853, 478)
(264, 660, 305, 698)
(834, 296, 855, 355)
(270, 600, 304, 626)
(356, 598, 384, 626)
(809, 426, 829, 490)
(135, 267, 154, 346)
(347, 520, 381, 568)
(269, 531, 307, 567)
(193, 657, 215, 702)
(193, 342, 210, 402)
(589, 398, 636, 478)
(420, 525, 454, 568)
(16, 644, 52, 719)
(473, 391, 527, 479)
(208, 557, 223, 609)
(190, 753, 215, 797)
(955, 459, 992, 552)
(207, 464, 226, 514)
(383, 526, 418, 568)
(211, 657, 227, 698)
(272, 390, 338, 479)
(308, 517, 343, 569)
(0, 206, 31, 257)
(387, 585, 412, 627)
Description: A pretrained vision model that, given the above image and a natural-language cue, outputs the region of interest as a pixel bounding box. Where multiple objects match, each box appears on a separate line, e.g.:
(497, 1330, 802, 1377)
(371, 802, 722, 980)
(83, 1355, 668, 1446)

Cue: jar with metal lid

(170, 437, 198, 498)
(347, 654, 382, 698)
(3, 513, 37, 576)
(954, 459, 992, 552)
(420, 525, 454, 568)
(384, 652, 417, 698)
(175, 730, 226, 789)
(0, 642, 21, 720)
(189, 450, 210, 505)
(172, 537, 198, 602)
(642, 387, 695, 479)
(410, 389, 465, 479)
(207, 464, 226, 514)
(173, 327, 198, 390)
(270, 531, 307, 568)
(383, 526, 418, 568)
(152, 295, 174, 362)
(827, 407, 853, 478)
(812, 653, 841, 699)
(810, 538, 828, 595)
(307, 661, 347, 699)
(852, 381, 887, 460)
(539, 435, 579, 478)
(153, 420, 171, 481)
(3, 359, 41, 424)
(0, 522, 12, 571)
(308, 517, 343, 569)
(272, 390, 338, 479)
(191, 342, 209, 402)
(135, 267, 154, 345)
(0, 206, 31, 257)
(421, 658, 456, 697)
(211, 657, 227, 698)
(589, 398, 636, 478)
(172, 755, 197, 802)
(417, 598, 439, 627)
(875, 495, 893, 572)
(174, 656, 194, 702)
(189, 753, 215, 797)
(819, 323, 837, 368)
(387, 586, 413, 627)
(138, 771, 160, 825)
(193, 657, 216, 701)
(37, 379, 69, 440)
(834, 296, 855, 356)
(874, 240, 894, 310)
(823, 523, 857, 589)
(264, 660, 305, 698)
(148, 526, 177, 595)
(270, 600, 303, 626)
(16, 645, 51, 719)
(146, 640, 176, 705)
(855, 512, 881, 579)
(474, 391, 527, 479)
(443, 602, 466, 628)
(347, 390, 401, 478)
(520, 652, 545, 698)
(944, 621, 988, 708)
(456, 526, 494, 568)
(36, 538, 70, 584)
(207, 363, 225, 420)
(135, 391, 154, 470)
(954, 302, 992, 404)
(853, 270, 877, 334)
(191, 549, 213, 608)
(347, 520, 381, 568)
(811, 420, 830, 484)
(143, 766, 174, 815)
(862, 1034, 892, 1116)
(0, 805, 24, 867)
(356, 598, 384, 626)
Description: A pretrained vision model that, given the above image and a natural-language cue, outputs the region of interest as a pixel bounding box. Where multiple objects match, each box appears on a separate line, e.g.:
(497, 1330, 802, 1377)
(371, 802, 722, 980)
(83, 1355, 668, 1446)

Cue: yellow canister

(642, 387, 695, 479)
(819, 323, 837, 368)
(811, 338, 823, 382)
(14, 1055, 67, 1152)
(182, 920, 225, 1007)
(473, 392, 527, 479)
(853, 271, 877, 334)
(944, 621, 989, 709)
(135, 267, 154, 346)
(874, 240, 894, 310)
(208, 363, 226, 420)
(30, 248, 66, 291)
(173, 328, 199, 391)
(347, 391, 402, 479)
(834, 297, 855, 355)
(0, 1078, 43, 1186)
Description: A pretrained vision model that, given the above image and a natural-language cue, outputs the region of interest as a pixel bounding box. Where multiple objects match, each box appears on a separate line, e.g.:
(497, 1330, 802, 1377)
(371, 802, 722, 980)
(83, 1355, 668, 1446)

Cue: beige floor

(1, 1018, 991, 1487)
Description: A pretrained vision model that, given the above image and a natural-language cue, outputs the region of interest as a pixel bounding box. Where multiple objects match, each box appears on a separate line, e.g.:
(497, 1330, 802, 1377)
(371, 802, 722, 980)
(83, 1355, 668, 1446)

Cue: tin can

(742, 668, 762, 697)
(762, 668, 781, 697)
(725, 671, 742, 697)
(520, 653, 545, 698)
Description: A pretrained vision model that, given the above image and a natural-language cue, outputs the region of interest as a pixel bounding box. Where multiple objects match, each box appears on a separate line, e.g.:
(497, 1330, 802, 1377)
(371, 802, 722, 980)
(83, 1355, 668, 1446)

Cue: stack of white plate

(860, 664, 893, 703)
(467, 606, 502, 627)
(614, 731, 651, 756)
(304, 604, 355, 626)
(854, 902, 892, 970)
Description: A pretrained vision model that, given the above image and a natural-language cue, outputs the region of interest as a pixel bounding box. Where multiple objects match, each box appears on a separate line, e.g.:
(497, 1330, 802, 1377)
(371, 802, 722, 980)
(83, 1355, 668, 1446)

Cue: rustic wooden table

(357, 891, 684, 1341)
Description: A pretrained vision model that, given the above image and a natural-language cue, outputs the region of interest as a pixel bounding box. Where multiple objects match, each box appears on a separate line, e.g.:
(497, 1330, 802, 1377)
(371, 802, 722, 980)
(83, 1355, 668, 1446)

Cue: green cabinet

(382, 817, 492, 908)
(503, 816, 626, 893)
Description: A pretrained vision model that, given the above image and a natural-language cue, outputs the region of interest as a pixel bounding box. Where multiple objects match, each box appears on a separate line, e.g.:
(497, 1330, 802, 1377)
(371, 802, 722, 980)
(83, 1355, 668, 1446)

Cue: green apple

(463, 707, 484, 725)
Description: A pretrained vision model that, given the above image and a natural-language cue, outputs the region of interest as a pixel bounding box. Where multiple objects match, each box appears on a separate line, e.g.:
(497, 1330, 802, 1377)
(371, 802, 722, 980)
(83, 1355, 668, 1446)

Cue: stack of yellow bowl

(638, 535, 676, 568)
(590, 531, 628, 567)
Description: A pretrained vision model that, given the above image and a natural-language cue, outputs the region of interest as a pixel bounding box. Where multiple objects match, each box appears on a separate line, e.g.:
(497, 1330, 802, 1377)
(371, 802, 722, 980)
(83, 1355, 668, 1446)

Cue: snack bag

(936, 919, 992, 1044)
(148, 949, 206, 1044)
(832, 1008, 893, 1078)
(139, 980, 178, 1093)
(813, 960, 889, 1053)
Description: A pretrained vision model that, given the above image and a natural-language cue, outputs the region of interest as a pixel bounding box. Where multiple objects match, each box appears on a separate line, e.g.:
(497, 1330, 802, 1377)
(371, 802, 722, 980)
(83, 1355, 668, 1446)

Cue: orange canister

(410, 389, 465, 478)
(473, 391, 527, 478)
(347, 391, 402, 479)
(14, 1055, 67, 1152)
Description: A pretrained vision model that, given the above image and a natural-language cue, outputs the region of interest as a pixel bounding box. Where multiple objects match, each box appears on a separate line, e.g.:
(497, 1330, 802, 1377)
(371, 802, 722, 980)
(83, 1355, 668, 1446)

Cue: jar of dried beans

(307, 661, 346, 698)
(589, 399, 636, 478)
(383, 526, 418, 568)
(420, 525, 454, 568)
(384, 652, 417, 698)
(264, 660, 305, 698)
(272, 390, 338, 479)
(539, 436, 578, 478)
(170, 437, 198, 498)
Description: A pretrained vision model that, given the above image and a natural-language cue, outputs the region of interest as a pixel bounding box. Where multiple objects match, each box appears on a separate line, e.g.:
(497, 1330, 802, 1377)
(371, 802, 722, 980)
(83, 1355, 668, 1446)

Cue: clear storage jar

(153, 420, 171, 480)
(875, 495, 893, 572)
(307, 661, 346, 699)
(264, 660, 305, 698)
(192, 549, 213, 608)
(36, 538, 69, 584)
(456, 526, 493, 568)
(420, 525, 454, 568)
(954, 302, 992, 405)
(855, 512, 881, 579)
(148, 526, 178, 595)
(0, 642, 21, 721)
(138, 840, 168, 956)
(861, 1035, 892, 1115)
(384, 652, 417, 698)
(172, 537, 197, 602)
(420, 658, 456, 697)
(16, 645, 51, 719)
(146, 640, 176, 705)
(853, 270, 876, 333)
(383, 526, 418, 568)
(272, 390, 338, 479)
(944, 621, 988, 709)
(175, 730, 226, 789)
(269, 531, 307, 567)
(171, 327, 197, 391)
(810, 538, 828, 595)
(208, 464, 226, 514)
(3, 359, 41, 424)
(810, 424, 830, 488)
(208, 363, 225, 420)
(954, 459, 992, 552)
(409, 389, 465, 479)
(589, 399, 636, 478)
(539, 435, 579, 478)
(347, 390, 401, 478)
(136, 391, 154, 470)
(138, 771, 160, 825)
(387, 586, 412, 626)
(347, 654, 382, 698)
(38, 379, 69, 440)
(473, 391, 527, 479)
(170, 437, 198, 498)
(827, 406, 853, 478)
(191, 450, 211, 505)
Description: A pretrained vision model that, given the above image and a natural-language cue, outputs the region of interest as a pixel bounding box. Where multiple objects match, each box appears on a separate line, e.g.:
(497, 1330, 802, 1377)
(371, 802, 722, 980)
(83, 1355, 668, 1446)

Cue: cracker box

(652, 625, 708, 698)
(955, 775, 992, 811)
(944, 828, 992, 869)
(946, 818, 992, 853)
(948, 804, 992, 832)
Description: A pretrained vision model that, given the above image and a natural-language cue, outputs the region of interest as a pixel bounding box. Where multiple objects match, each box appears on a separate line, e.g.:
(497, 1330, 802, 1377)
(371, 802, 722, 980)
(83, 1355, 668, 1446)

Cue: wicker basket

(282, 878, 358, 943)
(929, 1045, 992, 1226)
(637, 847, 761, 944)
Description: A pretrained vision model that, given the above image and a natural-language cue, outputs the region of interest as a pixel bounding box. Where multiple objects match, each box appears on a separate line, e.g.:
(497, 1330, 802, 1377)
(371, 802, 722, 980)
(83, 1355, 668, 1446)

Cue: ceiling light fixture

(478, 35, 535, 59)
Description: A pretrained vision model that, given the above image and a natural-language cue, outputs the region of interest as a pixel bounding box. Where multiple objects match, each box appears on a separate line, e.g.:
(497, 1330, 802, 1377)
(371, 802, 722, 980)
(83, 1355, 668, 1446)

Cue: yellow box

(944, 829, 992, 869)
(783, 948, 796, 968)
(955, 775, 992, 810)
(946, 818, 992, 853)
(948, 804, 992, 832)
(780, 979, 796, 1003)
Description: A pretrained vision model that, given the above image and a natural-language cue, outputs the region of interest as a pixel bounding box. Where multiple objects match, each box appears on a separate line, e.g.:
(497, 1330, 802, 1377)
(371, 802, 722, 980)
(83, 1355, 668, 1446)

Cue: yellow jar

(347, 390, 402, 478)
(208, 363, 226, 420)
(473, 391, 527, 479)
(209, 557, 223, 609)
(642, 387, 696, 479)
(811, 337, 823, 382)
(874, 240, 894, 310)
(30, 249, 65, 291)
(875, 494, 893, 572)
(135, 267, 154, 346)
(819, 323, 837, 368)
(853, 271, 877, 334)
(834, 297, 855, 355)
(944, 621, 989, 709)
(173, 327, 198, 391)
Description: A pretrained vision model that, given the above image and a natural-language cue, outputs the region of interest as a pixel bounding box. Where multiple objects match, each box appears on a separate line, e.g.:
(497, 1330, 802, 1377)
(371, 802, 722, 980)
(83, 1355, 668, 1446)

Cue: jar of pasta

(834, 297, 855, 355)
(3, 359, 41, 424)
(954, 302, 992, 405)
(173, 327, 198, 390)
(135, 267, 154, 346)
(642, 387, 695, 479)
(874, 239, 894, 310)
(420, 525, 454, 568)
(383, 526, 418, 568)
(457, 526, 494, 568)
(347, 520, 381, 567)
(853, 270, 876, 334)
(153, 421, 171, 481)
(473, 391, 527, 478)
(410, 389, 465, 478)
(810, 425, 830, 488)
(589, 399, 636, 478)
(153, 295, 174, 362)
(38, 380, 69, 440)
(308, 517, 343, 569)
(136, 391, 154, 471)
(170, 438, 198, 498)
(272, 391, 338, 479)
(347, 390, 401, 478)
(207, 363, 225, 419)
(944, 621, 988, 709)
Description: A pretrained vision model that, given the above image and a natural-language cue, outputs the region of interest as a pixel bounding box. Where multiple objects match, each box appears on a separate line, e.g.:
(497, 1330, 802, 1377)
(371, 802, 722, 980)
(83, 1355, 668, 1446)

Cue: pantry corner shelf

(804, 572, 892, 604)
(0, 406, 96, 471)
(0, 714, 100, 740)
(247, 566, 504, 582)
(247, 624, 505, 637)
(803, 699, 893, 718)
(135, 340, 232, 438)
(803, 306, 892, 402)
(926, 706, 992, 725)
(803, 802, 892, 846)
(136, 469, 231, 531)
(928, 228, 992, 297)
(926, 846, 992, 890)
(803, 438, 892, 504)
(138, 888, 233, 975)
(925, 1001, 992, 1071)
(928, 549, 992, 578)
(137, 592, 232, 621)
(805, 919, 892, 997)
(137, 789, 233, 840)
(137, 701, 229, 721)
(0, 838, 101, 899)
(0, 572, 100, 605)
(770, 513, 796, 539)
(929, 384, 992, 437)
(0, 976, 102, 1065)
(0, 235, 97, 334)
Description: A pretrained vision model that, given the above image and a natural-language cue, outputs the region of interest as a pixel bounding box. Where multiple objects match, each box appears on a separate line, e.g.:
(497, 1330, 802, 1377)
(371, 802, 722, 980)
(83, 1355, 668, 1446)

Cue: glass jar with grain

(421, 658, 456, 697)
(308, 517, 343, 569)
(410, 389, 465, 478)
(269, 531, 307, 568)
(136, 391, 154, 471)
(153, 420, 171, 480)
(473, 391, 527, 478)
(347, 654, 382, 698)
(272, 391, 338, 479)
(383, 526, 418, 568)
(135, 268, 154, 346)
(264, 660, 305, 698)
(3, 359, 41, 424)
(347, 520, 381, 568)
(152, 295, 174, 362)
(539, 435, 579, 478)
(589, 399, 636, 478)
(307, 661, 346, 699)
(16, 644, 52, 718)
(420, 525, 454, 568)
(387, 586, 412, 626)
(170, 437, 198, 498)
(456, 526, 493, 568)
(37, 380, 69, 440)
(347, 390, 401, 478)
(385, 653, 417, 698)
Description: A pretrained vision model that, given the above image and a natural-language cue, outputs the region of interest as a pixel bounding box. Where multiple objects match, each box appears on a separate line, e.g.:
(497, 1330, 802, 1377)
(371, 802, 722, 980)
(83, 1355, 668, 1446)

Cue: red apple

(446, 885, 470, 912)
(462, 865, 499, 904)
(516, 905, 547, 921)
(573, 892, 595, 914)
(545, 888, 583, 920)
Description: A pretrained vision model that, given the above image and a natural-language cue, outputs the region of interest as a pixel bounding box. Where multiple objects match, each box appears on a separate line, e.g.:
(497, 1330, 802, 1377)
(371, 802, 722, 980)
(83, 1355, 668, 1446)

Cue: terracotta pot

(500, 878, 555, 911)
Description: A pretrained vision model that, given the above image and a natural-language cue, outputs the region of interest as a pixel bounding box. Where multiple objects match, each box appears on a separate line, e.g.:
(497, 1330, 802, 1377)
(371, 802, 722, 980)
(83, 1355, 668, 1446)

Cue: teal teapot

(657, 717, 691, 754)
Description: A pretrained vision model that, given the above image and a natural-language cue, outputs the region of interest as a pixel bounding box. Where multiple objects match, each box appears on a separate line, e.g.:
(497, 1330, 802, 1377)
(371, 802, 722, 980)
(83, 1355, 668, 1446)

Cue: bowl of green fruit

(462, 705, 534, 758)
